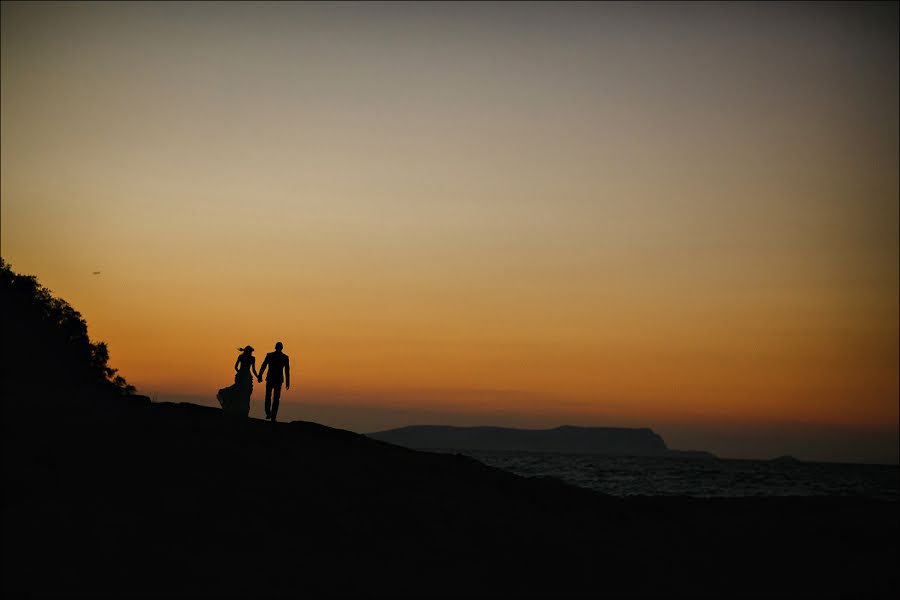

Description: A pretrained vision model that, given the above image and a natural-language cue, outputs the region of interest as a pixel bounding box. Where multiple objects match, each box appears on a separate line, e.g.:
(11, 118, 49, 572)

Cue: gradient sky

(2, 1, 898, 463)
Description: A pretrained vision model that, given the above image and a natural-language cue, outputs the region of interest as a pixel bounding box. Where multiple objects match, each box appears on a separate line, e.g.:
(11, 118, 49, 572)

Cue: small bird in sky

(92, 271, 101, 275)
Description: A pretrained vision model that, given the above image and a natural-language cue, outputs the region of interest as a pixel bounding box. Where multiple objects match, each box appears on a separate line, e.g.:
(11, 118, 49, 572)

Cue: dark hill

(368, 424, 676, 455)
(3, 398, 898, 597)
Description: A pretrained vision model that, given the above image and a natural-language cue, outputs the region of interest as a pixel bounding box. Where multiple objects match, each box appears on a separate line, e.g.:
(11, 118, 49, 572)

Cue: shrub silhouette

(0, 257, 134, 404)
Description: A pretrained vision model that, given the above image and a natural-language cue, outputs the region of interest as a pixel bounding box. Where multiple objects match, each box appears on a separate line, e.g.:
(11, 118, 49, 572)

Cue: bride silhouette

(216, 346, 259, 417)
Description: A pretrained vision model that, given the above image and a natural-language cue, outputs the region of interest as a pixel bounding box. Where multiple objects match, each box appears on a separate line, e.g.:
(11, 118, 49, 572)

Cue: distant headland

(367, 424, 716, 458)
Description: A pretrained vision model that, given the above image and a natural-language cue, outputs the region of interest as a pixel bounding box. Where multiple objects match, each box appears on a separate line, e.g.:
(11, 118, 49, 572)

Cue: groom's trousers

(265, 380, 283, 419)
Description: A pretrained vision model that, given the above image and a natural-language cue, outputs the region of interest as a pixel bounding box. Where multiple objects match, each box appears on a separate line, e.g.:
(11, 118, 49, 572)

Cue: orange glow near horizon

(2, 3, 897, 462)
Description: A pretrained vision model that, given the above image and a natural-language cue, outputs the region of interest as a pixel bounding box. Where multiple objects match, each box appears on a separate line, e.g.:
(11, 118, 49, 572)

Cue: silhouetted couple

(216, 342, 290, 421)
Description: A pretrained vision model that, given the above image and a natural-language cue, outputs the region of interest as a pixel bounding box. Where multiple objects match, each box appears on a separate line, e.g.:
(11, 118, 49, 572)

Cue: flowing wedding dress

(217, 355, 254, 417)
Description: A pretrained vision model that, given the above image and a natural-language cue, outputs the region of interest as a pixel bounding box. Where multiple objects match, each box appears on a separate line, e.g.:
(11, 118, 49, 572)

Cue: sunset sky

(2, 2, 897, 463)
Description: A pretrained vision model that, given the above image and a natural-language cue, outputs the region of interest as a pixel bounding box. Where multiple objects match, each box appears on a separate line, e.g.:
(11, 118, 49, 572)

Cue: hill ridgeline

(368, 424, 715, 457)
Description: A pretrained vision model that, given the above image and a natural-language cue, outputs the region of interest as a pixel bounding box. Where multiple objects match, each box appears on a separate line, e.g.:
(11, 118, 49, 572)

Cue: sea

(435, 449, 899, 500)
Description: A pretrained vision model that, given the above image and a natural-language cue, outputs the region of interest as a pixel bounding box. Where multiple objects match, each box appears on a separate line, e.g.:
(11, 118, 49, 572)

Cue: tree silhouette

(0, 257, 135, 405)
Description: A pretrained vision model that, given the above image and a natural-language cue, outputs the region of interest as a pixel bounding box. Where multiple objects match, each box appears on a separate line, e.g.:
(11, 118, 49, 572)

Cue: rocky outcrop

(3, 400, 896, 597)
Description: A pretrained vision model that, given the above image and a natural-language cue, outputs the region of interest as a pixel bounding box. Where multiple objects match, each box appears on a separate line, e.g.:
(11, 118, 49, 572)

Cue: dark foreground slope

(2, 399, 897, 598)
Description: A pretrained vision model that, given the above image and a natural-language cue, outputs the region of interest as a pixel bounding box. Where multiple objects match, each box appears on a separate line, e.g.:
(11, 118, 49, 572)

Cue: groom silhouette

(258, 341, 290, 422)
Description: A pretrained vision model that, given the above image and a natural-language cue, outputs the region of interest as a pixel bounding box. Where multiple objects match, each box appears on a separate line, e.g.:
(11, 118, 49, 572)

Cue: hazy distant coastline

(367, 424, 716, 458)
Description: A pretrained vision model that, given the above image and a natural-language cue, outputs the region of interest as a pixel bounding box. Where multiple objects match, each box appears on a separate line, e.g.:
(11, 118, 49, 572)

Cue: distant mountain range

(367, 425, 716, 458)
